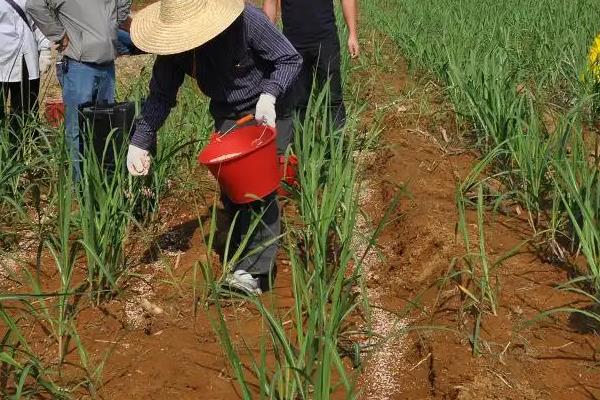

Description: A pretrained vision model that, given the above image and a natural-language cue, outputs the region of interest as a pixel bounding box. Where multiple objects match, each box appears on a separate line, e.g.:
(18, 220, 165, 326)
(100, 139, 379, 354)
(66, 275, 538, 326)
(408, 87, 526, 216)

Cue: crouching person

(126, 0, 302, 295)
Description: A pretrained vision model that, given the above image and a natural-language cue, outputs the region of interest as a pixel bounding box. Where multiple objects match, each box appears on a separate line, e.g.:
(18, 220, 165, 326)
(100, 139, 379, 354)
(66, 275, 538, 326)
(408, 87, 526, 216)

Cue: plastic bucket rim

(198, 126, 277, 166)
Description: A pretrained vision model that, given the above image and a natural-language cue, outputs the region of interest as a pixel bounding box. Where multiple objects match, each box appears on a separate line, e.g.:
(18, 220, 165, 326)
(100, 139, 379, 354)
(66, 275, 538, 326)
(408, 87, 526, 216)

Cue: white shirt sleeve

(0, 0, 41, 82)
(34, 25, 51, 51)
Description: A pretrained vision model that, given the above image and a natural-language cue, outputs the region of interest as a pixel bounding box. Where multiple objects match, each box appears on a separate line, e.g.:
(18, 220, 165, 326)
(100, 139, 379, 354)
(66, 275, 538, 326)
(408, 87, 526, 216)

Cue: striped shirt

(131, 4, 302, 151)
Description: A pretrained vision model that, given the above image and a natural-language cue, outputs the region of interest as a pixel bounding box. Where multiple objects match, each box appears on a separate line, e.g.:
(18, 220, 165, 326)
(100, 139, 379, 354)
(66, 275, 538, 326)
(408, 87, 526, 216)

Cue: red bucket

(277, 154, 299, 196)
(198, 125, 279, 204)
(44, 99, 64, 127)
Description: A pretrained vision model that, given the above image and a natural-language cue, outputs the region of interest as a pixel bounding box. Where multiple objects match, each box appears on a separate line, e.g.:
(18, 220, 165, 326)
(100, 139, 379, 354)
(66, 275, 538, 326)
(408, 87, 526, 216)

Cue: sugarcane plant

(197, 74, 385, 398)
(77, 123, 134, 304)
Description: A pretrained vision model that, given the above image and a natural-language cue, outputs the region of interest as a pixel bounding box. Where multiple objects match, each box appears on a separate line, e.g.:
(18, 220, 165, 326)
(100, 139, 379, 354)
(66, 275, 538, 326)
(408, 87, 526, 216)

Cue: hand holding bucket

(212, 114, 270, 146)
(213, 114, 255, 141)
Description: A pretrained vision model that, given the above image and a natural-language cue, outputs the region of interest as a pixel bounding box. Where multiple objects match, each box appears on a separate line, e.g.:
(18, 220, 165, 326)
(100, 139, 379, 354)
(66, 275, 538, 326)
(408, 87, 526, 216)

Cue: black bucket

(78, 102, 137, 173)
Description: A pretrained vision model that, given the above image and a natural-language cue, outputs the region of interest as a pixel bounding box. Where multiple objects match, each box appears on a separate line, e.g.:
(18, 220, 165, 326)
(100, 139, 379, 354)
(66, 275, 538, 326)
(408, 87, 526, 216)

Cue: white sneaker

(224, 270, 262, 296)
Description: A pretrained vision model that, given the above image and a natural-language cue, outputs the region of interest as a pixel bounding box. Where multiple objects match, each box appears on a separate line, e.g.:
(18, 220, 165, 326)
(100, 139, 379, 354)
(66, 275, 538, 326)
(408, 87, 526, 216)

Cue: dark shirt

(281, 0, 337, 49)
(131, 4, 302, 151)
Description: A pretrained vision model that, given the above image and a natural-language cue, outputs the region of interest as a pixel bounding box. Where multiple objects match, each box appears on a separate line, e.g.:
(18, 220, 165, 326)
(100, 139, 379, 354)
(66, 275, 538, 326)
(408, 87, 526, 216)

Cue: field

(1, 0, 600, 398)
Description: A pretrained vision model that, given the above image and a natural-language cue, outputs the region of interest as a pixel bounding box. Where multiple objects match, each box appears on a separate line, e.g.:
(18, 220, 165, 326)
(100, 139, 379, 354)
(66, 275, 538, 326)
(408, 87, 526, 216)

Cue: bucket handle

(216, 114, 255, 140)
(251, 125, 271, 147)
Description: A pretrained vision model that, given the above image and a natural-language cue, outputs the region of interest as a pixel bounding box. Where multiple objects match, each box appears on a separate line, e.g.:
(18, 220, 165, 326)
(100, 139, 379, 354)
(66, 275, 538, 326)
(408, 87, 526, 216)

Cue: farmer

(126, 0, 302, 295)
(26, 0, 132, 179)
(263, 0, 359, 130)
(0, 0, 51, 141)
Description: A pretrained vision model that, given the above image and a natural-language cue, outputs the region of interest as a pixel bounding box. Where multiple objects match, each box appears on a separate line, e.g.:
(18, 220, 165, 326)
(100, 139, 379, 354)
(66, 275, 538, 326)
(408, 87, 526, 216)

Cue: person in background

(127, 0, 302, 295)
(116, 11, 144, 56)
(26, 0, 131, 178)
(263, 0, 359, 130)
(0, 0, 51, 143)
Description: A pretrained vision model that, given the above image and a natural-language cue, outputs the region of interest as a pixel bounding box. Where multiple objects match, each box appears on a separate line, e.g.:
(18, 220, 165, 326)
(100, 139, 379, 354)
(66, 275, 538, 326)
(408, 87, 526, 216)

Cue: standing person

(263, 0, 359, 130)
(116, 11, 144, 56)
(127, 0, 301, 295)
(0, 0, 51, 142)
(26, 0, 131, 178)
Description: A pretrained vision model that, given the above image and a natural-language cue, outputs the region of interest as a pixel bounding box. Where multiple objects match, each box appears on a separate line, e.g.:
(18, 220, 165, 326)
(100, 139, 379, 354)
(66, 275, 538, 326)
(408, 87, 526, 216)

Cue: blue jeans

(116, 29, 133, 56)
(60, 58, 115, 180)
(116, 29, 144, 56)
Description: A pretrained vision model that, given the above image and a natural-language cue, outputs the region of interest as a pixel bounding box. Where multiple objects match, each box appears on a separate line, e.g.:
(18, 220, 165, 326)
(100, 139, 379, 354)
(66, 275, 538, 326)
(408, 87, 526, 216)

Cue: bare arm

(340, 0, 359, 58)
(262, 0, 278, 23)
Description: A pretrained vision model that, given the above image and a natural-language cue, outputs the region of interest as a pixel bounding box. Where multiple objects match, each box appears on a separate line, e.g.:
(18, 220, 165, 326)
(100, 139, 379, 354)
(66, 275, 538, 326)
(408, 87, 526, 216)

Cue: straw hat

(131, 0, 245, 55)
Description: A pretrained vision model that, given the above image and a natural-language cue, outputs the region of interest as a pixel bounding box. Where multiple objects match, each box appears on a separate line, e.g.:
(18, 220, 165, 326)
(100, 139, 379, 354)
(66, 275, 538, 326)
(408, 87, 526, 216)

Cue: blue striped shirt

(131, 4, 302, 150)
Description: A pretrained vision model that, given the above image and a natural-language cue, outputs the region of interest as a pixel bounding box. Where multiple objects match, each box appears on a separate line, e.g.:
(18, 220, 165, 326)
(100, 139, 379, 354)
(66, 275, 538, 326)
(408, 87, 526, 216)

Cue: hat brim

(131, 0, 244, 55)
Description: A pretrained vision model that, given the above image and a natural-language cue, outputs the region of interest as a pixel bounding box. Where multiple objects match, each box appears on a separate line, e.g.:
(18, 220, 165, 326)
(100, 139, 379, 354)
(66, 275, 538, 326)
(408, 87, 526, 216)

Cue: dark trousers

(213, 116, 293, 284)
(293, 35, 346, 130)
(0, 59, 40, 145)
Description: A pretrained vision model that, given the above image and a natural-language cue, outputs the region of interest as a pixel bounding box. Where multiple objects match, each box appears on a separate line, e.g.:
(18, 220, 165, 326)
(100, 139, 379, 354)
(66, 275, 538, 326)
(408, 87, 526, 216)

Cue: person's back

(280, 0, 336, 49)
(264, 0, 359, 130)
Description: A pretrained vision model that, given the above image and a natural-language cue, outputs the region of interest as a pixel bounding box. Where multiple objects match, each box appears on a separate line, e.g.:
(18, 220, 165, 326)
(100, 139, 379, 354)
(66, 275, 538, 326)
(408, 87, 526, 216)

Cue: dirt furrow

(355, 43, 600, 399)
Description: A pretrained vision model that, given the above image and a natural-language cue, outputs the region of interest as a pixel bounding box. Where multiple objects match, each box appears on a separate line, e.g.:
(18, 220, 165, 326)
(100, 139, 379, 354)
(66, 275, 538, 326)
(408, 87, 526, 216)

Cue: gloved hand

(127, 144, 151, 176)
(38, 50, 53, 74)
(255, 93, 276, 127)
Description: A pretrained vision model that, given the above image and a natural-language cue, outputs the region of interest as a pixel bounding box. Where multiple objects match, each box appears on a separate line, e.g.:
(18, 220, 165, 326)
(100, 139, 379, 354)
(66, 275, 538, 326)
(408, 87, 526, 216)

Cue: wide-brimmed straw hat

(131, 0, 244, 55)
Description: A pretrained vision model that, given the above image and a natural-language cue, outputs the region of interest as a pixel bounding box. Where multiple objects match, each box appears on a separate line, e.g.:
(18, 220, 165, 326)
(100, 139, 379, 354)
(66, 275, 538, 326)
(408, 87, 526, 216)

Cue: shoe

(224, 270, 262, 296)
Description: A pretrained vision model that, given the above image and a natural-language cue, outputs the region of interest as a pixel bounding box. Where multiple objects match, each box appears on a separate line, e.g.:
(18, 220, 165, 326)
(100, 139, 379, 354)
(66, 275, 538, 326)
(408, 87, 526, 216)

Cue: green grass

(199, 82, 377, 398)
(77, 126, 133, 303)
(0, 72, 213, 396)
(361, 0, 600, 349)
(553, 128, 600, 293)
(194, 12, 393, 397)
(0, 5, 399, 397)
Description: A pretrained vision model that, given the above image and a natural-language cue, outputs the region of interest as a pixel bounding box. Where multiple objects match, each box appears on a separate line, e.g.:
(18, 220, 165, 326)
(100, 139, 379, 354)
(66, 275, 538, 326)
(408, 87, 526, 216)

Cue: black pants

(0, 59, 40, 144)
(293, 35, 346, 130)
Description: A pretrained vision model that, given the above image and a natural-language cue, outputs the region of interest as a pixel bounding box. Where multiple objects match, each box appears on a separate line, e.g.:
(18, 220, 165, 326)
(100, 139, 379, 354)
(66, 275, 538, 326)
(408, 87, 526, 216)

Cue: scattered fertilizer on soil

(210, 152, 242, 163)
(354, 174, 409, 399)
(363, 302, 409, 400)
(140, 298, 164, 315)
(124, 260, 165, 328)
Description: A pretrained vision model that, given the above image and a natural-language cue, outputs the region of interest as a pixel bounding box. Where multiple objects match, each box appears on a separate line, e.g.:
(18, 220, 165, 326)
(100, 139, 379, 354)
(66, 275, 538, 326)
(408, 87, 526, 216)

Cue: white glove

(127, 144, 151, 176)
(38, 49, 52, 74)
(255, 93, 276, 127)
